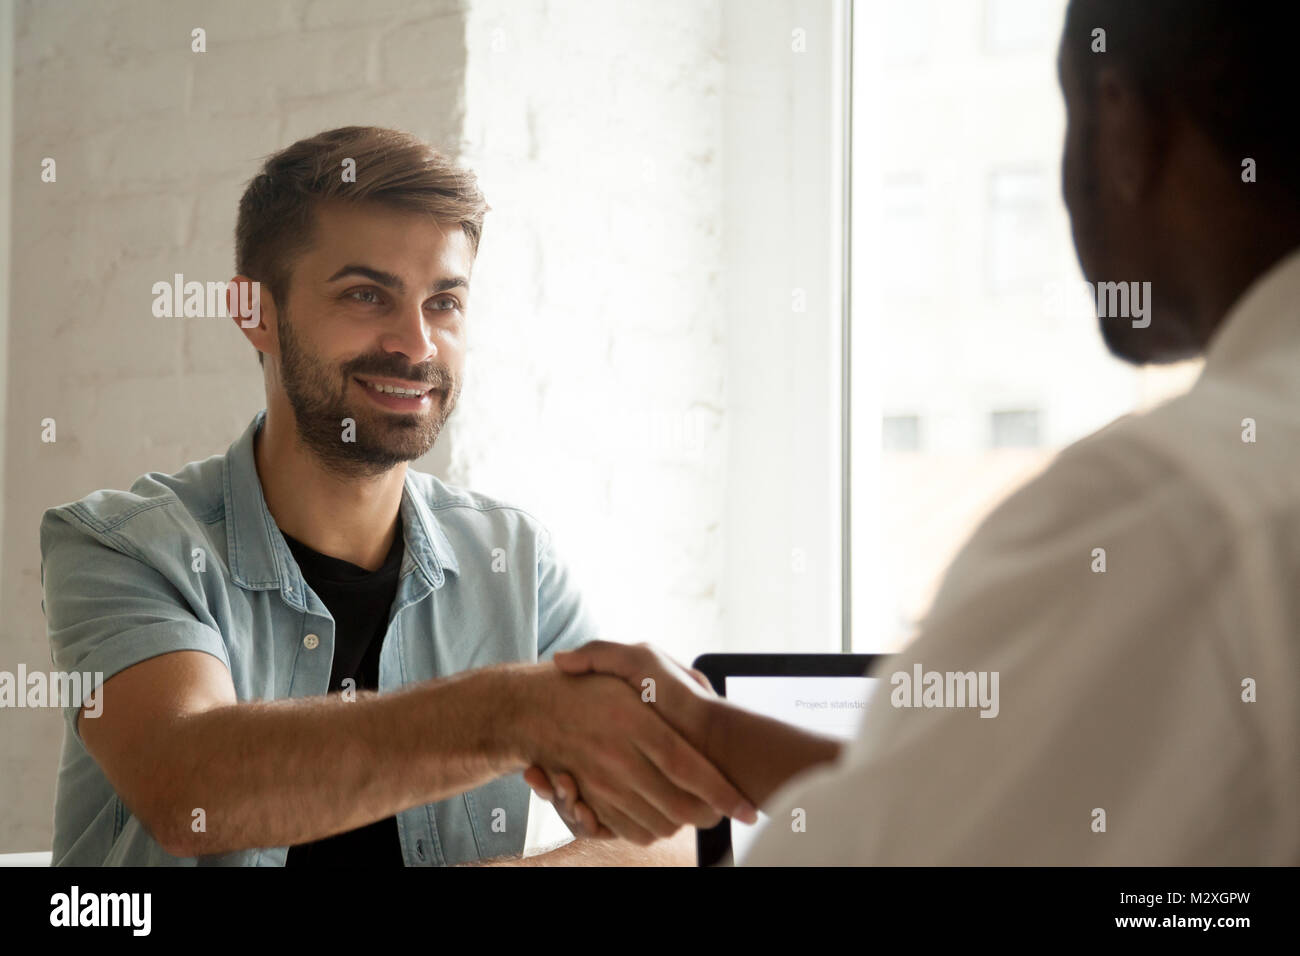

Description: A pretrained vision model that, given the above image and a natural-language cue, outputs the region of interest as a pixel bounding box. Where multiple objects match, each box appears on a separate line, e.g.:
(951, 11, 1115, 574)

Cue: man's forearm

(697, 698, 842, 808)
(158, 664, 534, 857)
(473, 828, 696, 866)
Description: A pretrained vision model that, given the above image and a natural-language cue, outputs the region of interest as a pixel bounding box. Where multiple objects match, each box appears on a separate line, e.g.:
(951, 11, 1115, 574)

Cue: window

(984, 0, 1061, 54)
(990, 409, 1041, 448)
(883, 414, 922, 452)
(848, 0, 1202, 653)
(880, 174, 930, 295)
(881, 0, 934, 65)
(987, 167, 1050, 293)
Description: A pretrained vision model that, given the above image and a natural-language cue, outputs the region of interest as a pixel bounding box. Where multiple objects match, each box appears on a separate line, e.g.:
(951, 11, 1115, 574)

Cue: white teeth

(363, 380, 426, 397)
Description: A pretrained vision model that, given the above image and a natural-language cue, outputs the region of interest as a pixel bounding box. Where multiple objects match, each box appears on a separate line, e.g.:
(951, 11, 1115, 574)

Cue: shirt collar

(1202, 244, 1300, 376)
(223, 409, 458, 605)
(399, 469, 461, 585)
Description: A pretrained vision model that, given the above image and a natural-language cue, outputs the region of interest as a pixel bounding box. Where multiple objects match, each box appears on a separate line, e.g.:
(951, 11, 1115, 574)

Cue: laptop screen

(724, 674, 881, 863)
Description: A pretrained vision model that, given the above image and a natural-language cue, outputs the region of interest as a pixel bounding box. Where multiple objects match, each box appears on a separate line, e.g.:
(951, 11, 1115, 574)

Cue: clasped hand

(523, 641, 756, 845)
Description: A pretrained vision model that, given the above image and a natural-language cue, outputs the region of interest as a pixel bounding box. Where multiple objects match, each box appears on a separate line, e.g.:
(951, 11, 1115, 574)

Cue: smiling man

(39, 126, 753, 867)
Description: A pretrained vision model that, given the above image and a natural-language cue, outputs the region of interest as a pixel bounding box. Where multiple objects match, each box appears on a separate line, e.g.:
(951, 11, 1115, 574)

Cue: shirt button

(303, 633, 320, 650)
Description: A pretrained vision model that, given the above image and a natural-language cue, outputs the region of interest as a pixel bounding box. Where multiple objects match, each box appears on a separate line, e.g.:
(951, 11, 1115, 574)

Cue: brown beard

(276, 307, 460, 478)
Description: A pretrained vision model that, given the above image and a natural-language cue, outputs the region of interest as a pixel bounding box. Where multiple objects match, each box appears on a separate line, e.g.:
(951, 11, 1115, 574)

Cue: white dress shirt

(744, 247, 1300, 865)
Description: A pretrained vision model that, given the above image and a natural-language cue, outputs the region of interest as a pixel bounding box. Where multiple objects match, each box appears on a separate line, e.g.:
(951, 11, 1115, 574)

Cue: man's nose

(379, 301, 438, 365)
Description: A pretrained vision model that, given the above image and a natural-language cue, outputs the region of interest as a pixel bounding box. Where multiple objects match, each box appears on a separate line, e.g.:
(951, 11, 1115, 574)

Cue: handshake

(508, 641, 761, 846)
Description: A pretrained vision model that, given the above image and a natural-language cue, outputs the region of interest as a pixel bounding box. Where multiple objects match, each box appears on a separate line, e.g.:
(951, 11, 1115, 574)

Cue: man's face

(271, 201, 471, 475)
(1058, 38, 1197, 365)
(1059, 42, 1104, 296)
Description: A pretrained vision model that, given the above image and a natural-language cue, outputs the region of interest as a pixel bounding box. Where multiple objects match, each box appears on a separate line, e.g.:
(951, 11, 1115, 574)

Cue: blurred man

(532, 0, 1299, 864)
(41, 127, 753, 866)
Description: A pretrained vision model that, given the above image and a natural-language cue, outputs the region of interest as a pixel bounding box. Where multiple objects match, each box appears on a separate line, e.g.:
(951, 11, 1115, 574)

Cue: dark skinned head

(1059, 0, 1300, 364)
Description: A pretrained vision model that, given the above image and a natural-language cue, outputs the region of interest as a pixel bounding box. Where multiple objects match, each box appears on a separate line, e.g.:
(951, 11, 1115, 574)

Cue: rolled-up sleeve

(40, 506, 230, 745)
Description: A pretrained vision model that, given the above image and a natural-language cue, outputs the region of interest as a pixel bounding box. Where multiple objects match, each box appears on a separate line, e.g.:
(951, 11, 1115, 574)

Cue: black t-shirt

(281, 523, 406, 867)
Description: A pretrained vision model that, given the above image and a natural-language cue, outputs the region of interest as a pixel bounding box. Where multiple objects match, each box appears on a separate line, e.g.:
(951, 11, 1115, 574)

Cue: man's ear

(1093, 66, 1165, 206)
(227, 275, 277, 364)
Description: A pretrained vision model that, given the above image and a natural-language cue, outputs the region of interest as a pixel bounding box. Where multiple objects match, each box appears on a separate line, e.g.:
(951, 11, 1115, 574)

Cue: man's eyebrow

(325, 264, 469, 295)
(432, 276, 470, 293)
(326, 264, 405, 292)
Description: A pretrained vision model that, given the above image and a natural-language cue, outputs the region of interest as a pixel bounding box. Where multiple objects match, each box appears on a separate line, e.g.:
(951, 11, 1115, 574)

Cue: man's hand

(556, 640, 720, 737)
(510, 661, 755, 846)
(523, 764, 608, 838)
(524, 643, 751, 839)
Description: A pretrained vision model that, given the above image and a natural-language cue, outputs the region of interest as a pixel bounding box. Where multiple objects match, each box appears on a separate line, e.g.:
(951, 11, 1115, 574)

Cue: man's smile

(353, 374, 439, 412)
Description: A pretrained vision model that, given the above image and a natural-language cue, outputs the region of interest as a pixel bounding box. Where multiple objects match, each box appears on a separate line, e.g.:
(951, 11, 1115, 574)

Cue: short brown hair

(235, 126, 489, 365)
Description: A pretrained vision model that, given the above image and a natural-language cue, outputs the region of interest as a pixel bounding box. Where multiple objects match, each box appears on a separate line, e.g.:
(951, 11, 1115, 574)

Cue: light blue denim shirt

(40, 409, 598, 866)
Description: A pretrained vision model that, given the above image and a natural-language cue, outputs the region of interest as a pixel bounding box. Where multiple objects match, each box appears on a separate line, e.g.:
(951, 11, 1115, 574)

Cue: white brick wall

(457, 0, 729, 664)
